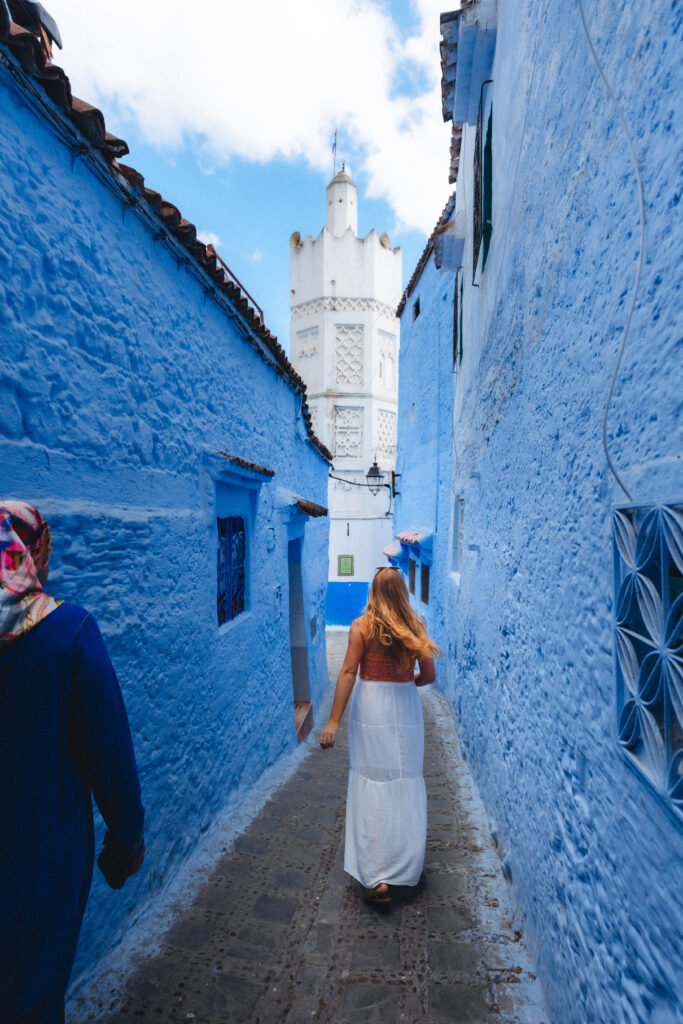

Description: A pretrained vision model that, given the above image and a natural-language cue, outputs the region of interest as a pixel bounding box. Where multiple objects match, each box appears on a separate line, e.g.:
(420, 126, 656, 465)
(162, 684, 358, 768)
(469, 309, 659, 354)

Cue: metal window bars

(217, 516, 246, 625)
(613, 503, 683, 825)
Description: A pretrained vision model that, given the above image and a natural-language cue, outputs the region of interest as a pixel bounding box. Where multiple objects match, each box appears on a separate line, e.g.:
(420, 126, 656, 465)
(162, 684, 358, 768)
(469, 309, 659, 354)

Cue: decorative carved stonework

(296, 326, 318, 357)
(378, 329, 396, 390)
(335, 324, 364, 386)
(334, 406, 362, 458)
(291, 296, 396, 320)
(376, 409, 396, 459)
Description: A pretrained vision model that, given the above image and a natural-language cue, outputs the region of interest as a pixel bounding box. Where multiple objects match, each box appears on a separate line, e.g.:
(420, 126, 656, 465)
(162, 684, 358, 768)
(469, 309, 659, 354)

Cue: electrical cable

(576, 0, 645, 502)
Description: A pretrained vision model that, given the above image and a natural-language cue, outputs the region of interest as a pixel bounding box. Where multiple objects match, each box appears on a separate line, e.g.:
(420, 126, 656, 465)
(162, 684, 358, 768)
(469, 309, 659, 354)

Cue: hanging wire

(576, 0, 645, 502)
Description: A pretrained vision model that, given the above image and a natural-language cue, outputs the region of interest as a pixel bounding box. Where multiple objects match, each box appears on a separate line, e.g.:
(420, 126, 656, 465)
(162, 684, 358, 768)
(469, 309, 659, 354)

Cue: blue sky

(54, 0, 454, 351)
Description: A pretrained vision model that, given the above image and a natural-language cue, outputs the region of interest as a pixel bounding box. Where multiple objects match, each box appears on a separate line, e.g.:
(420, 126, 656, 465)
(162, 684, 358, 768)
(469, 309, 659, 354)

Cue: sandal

(364, 883, 392, 904)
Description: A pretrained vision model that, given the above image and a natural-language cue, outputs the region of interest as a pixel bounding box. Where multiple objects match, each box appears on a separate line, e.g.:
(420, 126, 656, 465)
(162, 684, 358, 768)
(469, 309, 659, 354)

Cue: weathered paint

(396, 1, 683, 1021)
(0, 56, 329, 992)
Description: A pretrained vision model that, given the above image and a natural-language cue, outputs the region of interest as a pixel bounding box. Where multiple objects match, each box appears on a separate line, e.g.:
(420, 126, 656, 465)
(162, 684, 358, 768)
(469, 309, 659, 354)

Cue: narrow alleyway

(80, 634, 546, 1024)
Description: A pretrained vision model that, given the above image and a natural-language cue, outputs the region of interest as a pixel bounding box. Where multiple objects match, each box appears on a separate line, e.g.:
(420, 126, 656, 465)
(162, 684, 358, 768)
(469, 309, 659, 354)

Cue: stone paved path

(83, 633, 546, 1024)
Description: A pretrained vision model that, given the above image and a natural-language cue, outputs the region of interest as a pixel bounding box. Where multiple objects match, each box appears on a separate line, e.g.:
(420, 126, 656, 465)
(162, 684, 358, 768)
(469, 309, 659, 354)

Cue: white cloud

(54, 0, 452, 233)
(250, 250, 263, 262)
(196, 229, 222, 248)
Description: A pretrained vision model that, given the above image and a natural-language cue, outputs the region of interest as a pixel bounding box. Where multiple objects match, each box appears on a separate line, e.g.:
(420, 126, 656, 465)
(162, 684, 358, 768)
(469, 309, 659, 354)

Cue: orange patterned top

(357, 615, 416, 682)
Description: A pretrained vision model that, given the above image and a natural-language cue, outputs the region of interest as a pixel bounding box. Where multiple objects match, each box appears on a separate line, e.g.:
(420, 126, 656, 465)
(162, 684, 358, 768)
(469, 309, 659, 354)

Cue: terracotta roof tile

(7, 21, 43, 74)
(440, 0, 484, 185)
(70, 96, 105, 147)
(395, 530, 424, 544)
(117, 163, 145, 191)
(396, 193, 456, 318)
(214, 452, 275, 477)
(448, 124, 463, 185)
(439, 2, 483, 132)
(40, 63, 70, 109)
(296, 498, 328, 518)
(0, 17, 331, 464)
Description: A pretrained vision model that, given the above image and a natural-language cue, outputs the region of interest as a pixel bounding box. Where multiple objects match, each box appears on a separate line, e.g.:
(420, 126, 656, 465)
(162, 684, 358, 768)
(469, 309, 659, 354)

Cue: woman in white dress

(320, 567, 440, 903)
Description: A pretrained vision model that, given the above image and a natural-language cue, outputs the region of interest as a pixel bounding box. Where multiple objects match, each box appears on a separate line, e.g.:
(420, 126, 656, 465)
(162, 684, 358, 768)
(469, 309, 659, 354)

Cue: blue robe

(0, 603, 144, 1023)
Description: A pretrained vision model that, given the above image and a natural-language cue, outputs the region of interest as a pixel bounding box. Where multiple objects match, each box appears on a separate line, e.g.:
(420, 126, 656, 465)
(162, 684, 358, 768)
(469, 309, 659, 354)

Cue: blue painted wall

(326, 581, 370, 625)
(0, 57, 329, 992)
(394, 245, 455, 654)
(397, 1, 683, 1021)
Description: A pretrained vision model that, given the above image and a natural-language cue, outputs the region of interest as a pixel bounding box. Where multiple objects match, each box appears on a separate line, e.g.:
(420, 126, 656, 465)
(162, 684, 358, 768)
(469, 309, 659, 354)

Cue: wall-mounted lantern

(365, 460, 384, 495)
(330, 460, 400, 504)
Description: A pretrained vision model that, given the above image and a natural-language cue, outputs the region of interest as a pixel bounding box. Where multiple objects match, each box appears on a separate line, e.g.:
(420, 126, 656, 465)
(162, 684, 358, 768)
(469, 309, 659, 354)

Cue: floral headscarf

(0, 500, 61, 648)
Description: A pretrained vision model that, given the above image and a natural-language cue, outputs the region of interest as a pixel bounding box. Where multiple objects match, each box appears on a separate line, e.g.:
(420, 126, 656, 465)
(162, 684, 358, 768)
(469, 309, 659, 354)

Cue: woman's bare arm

(415, 656, 435, 687)
(319, 619, 364, 749)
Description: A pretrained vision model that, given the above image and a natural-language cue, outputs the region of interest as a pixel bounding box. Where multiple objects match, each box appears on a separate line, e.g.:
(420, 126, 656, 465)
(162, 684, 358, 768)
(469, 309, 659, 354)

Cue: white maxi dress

(344, 676, 426, 888)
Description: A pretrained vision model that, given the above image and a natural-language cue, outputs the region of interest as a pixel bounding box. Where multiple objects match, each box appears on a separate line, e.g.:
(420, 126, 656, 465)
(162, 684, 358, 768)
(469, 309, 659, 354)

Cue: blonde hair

(365, 567, 442, 670)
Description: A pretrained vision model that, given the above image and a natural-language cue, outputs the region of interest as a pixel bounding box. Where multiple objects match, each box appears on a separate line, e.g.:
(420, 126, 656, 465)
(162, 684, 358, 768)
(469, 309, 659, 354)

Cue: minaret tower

(326, 165, 357, 235)
(289, 167, 402, 625)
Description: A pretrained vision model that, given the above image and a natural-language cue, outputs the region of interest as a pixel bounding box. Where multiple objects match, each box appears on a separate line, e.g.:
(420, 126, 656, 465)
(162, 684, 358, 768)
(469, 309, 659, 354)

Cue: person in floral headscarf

(0, 501, 145, 1024)
(0, 499, 62, 644)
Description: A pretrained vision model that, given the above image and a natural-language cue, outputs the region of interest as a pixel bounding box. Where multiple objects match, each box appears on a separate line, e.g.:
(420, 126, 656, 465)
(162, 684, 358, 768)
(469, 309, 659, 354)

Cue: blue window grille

(613, 503, 683, 824)
(217, 516, 246, 625)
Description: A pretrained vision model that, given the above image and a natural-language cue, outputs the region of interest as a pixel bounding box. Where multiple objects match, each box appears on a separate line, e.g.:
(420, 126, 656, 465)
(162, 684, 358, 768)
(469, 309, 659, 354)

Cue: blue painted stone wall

(394, 256, 454, 657)
(397, 1, 683, 1021)
(0, 60, 329, 989)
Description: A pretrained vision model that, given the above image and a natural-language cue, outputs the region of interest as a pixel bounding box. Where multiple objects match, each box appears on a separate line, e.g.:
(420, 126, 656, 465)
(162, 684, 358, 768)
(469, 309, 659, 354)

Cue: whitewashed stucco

(290, 172, 403, 622)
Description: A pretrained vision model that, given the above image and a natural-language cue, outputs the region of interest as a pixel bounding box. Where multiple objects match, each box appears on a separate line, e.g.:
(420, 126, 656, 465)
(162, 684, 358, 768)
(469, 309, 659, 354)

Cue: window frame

(217, 515, 246, 626)
(482, 104, 493, 270)
(453, 267, 464, 371)
(203, 449, 266, 633)
(451, 495, 465, 575)
(421, 563, 430, 605)
(613, 502, 683, 827)
(473, 81, 493, 283)
(337, 554, 354, 577)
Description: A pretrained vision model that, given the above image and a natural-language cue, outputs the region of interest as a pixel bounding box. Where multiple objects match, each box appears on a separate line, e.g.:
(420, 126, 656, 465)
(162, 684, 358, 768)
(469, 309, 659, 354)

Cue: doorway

(288, 538, 313, 742)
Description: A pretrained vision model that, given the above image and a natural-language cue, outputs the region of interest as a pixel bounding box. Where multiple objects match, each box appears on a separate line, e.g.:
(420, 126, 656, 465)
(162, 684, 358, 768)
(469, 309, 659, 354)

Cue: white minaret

(326, 166, 358, 236)
(289, 167, 402, 625)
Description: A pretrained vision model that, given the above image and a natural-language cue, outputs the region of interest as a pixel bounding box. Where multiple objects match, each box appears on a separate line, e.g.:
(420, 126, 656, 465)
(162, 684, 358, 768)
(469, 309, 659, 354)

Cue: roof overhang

(204, 448, 274, 486)
(274, 487, 328, 518)
(296, 498, 328, 518)
(441, 0, 497, 129)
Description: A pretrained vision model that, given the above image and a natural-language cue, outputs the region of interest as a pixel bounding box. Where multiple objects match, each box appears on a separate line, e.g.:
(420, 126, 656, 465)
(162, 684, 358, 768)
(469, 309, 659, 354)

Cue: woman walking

(0, 500, 145, 1024)
(320, 567, 440, 903)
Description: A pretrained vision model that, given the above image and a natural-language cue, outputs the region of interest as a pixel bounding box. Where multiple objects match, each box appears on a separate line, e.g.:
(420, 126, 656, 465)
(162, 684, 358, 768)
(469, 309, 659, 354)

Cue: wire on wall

(576, 0, 645, 503)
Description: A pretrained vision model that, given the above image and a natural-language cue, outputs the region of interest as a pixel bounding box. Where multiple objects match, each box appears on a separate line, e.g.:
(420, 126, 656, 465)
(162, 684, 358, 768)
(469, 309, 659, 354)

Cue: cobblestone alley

(76, 633, 546, 1024)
